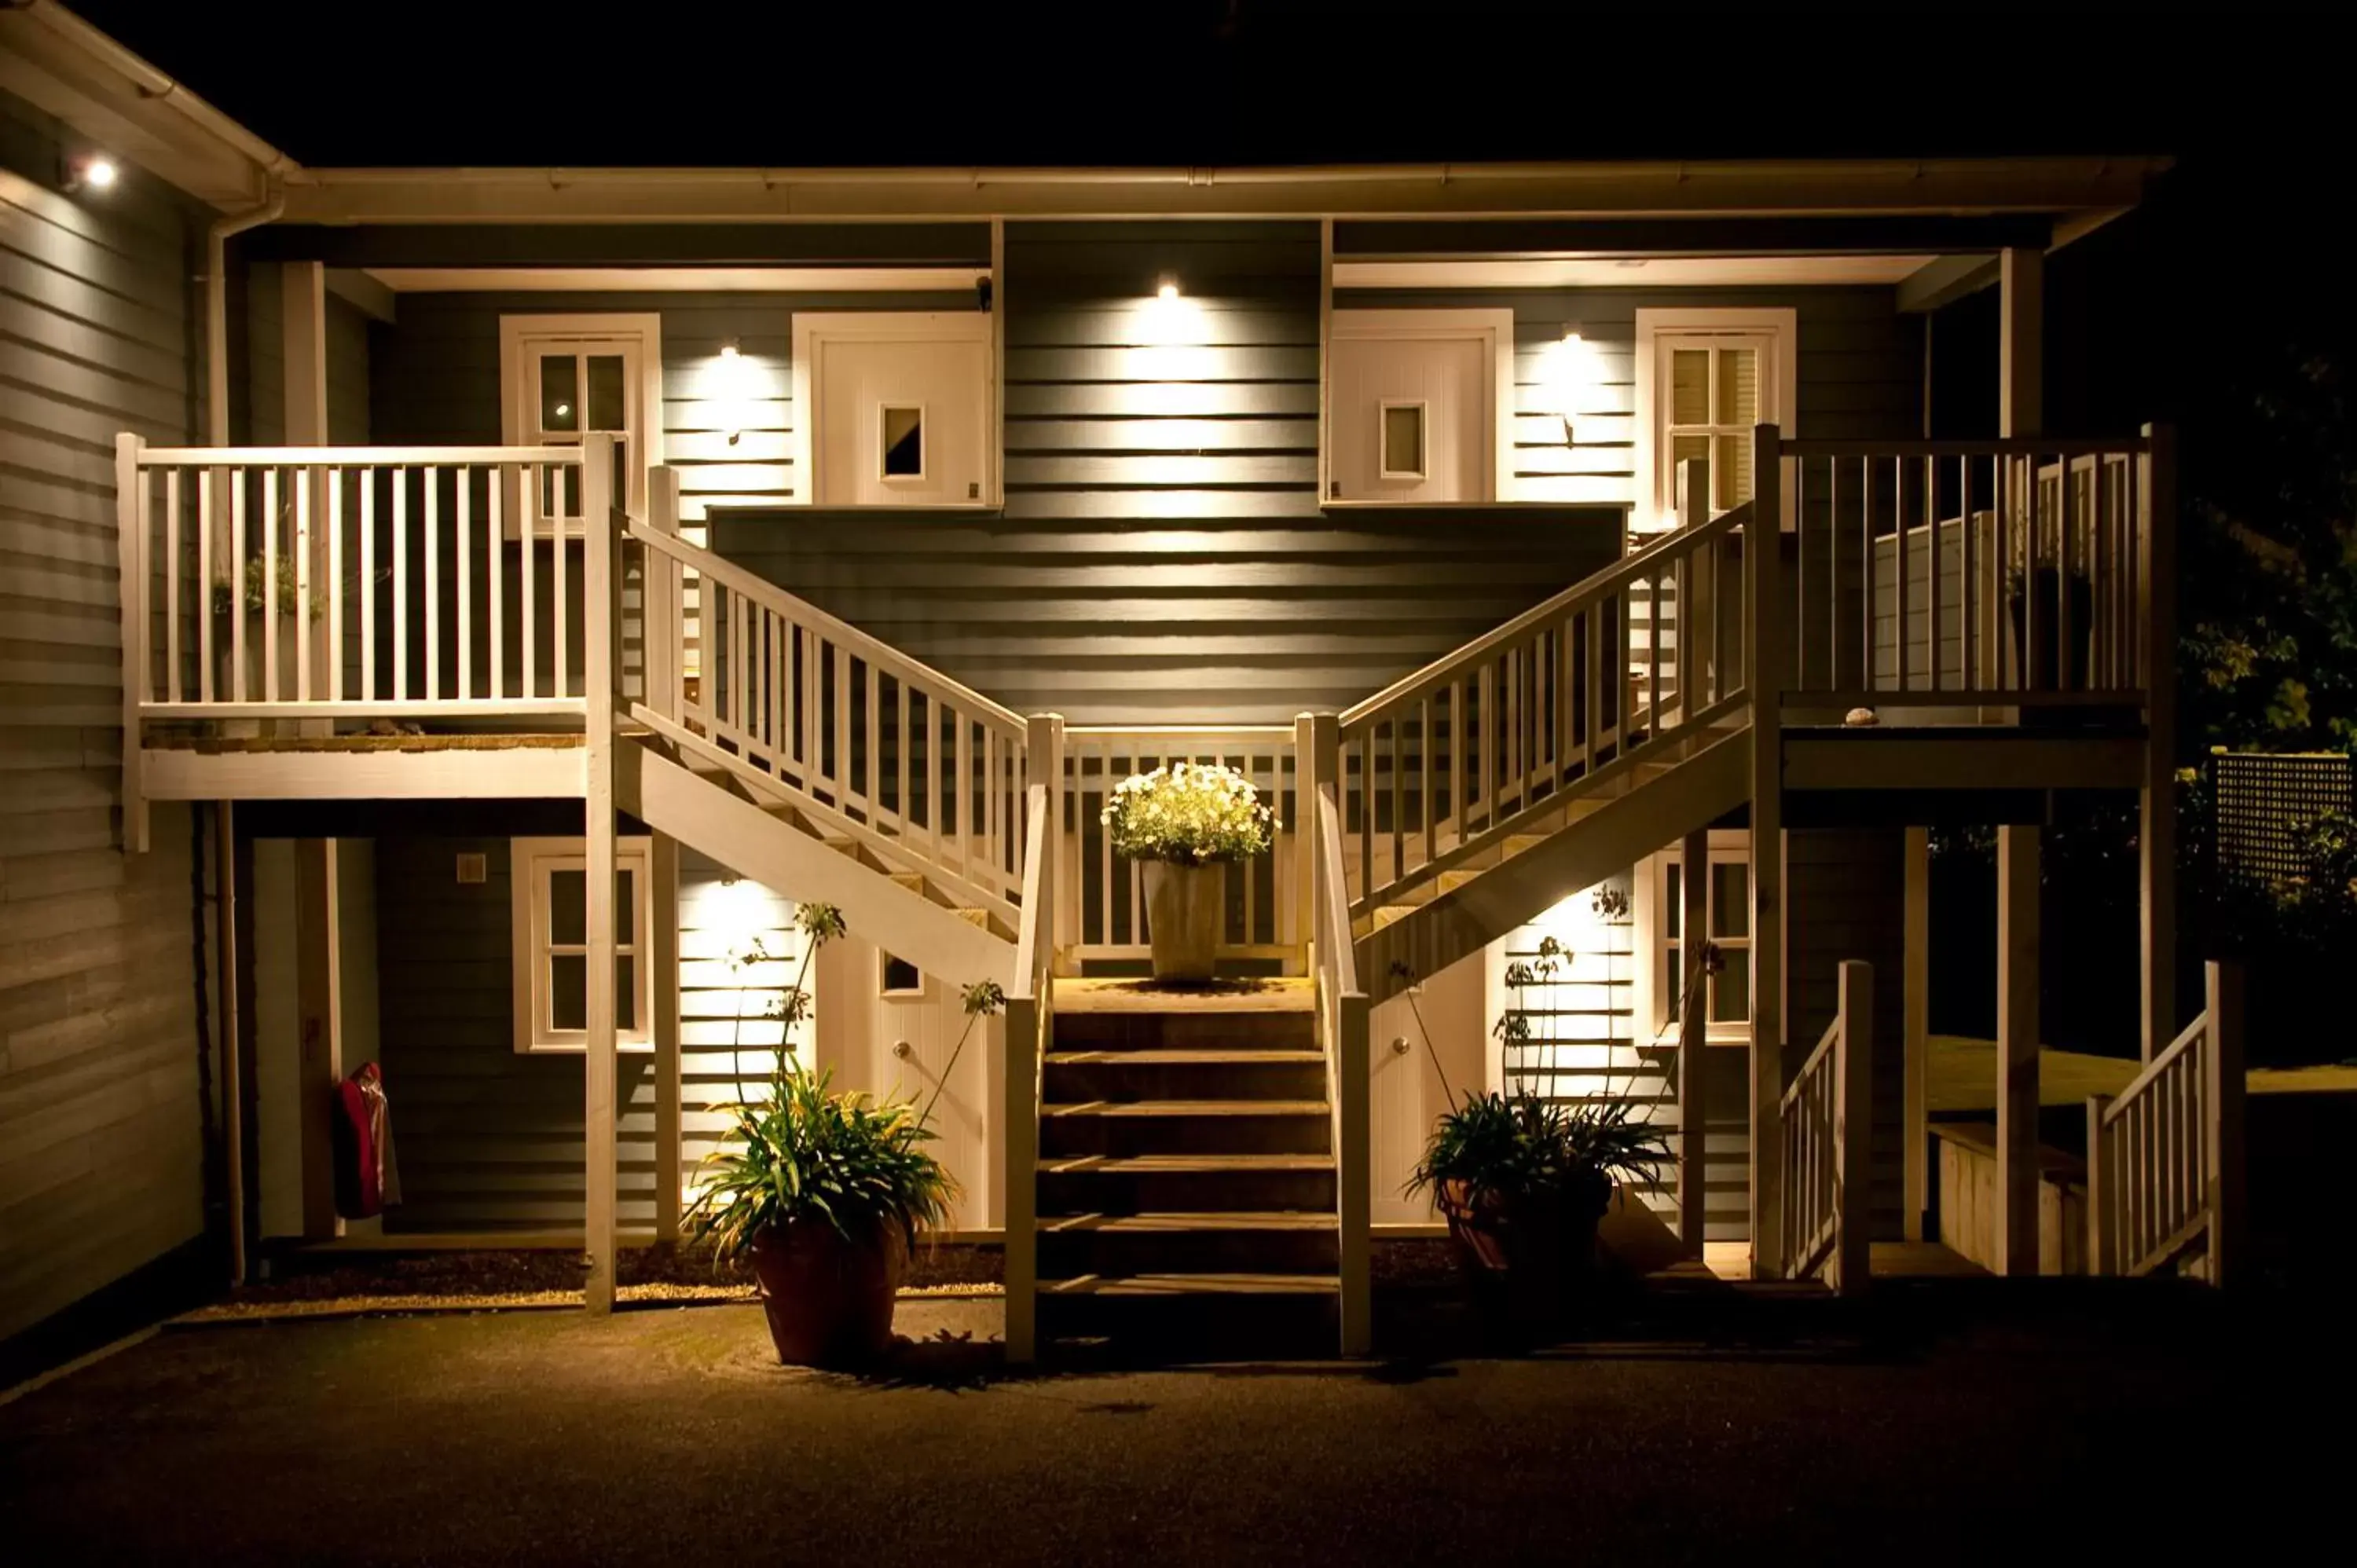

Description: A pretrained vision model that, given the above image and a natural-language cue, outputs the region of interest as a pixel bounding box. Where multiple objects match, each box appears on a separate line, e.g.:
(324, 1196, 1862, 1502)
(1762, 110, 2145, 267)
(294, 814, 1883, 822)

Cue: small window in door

(1379, 401, 1428, 481)
(880, 405, 926, 481)
(880, 952, 922, 996)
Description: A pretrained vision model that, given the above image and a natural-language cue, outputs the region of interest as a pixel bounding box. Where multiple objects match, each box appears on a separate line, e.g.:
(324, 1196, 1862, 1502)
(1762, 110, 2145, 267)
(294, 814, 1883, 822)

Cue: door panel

(1329, 334, 1491, 503)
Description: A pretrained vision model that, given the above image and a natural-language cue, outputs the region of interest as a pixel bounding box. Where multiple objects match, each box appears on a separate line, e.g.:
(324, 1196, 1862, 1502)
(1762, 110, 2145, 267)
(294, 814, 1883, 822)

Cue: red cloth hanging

(332, 1061, 401, 1218)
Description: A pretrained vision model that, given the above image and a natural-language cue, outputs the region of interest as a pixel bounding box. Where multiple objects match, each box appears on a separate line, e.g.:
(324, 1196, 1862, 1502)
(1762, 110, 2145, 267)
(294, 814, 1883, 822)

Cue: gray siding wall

(1338, 284, 1923, 506)
(373, 834, 657, 1233)
(0, 90, 206, 1339)
(718, 222, 1624, 724)
(1784, 828, 1908, 1239)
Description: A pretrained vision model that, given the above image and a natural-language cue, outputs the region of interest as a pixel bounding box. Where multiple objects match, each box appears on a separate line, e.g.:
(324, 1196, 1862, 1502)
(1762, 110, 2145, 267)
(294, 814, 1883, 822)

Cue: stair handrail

(626, 516, 1028, 736)
(1340, 500, 1753, 727)
(2086, 961, 2245, 1282)
(1777, 960, 1872, 1291)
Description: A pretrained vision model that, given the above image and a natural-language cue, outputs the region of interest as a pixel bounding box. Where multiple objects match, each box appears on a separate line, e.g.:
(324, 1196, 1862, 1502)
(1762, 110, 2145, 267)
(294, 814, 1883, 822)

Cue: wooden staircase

(1036, 979, 1342, 1358)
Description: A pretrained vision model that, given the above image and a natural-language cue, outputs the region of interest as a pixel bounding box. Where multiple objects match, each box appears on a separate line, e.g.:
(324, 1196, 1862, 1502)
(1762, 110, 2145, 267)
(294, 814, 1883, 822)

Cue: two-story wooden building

(2, 2, 2237, 1360)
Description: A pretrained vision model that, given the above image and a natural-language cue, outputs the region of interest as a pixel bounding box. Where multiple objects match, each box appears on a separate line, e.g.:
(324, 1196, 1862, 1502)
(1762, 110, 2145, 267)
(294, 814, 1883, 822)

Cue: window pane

(1711, 958, 1750, 1024)
(616, 868, 636, 946)
(882, 406, 924, 477)
(883, 953, 921, 993)
(617, 956, 636, 1031)
(585, 354, 626, 432)
(550, 868, 586, 944)
(1381, 404, 1424, 475)
(1671, 350, 1710, 425)
(1710, 862, 1749, 938)
(539, 355, 578, 433)
(1672, 434, 1711, 498)
(1714, 432, 1754, 509)
(551, 954, 587, 1031)
(1664, 940, 1681, 1023)
(1716, 346, 1759, 426)
(1664, 872, 1681, 940)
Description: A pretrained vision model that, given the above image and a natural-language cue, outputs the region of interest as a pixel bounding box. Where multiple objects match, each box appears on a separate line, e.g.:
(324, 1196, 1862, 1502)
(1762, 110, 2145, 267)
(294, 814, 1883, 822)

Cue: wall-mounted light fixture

(1552, 328, 1589, 447)
(63, 153, 118, 193)
(1157, 277, 1180, 300)
(718, 340, 745, 445)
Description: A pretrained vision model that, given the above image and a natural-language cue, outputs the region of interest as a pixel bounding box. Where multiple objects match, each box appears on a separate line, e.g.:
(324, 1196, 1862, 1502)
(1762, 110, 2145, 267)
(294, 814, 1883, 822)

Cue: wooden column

(2139, 423, 2178, 1061)
(2203, 961, 2246, 1286)
(1746, 423, 1786, 1276)
(1831, 959, 1874, 1296)
(216, 802, 247, 1282)
(582, 435, 621, 1313)
(1677, 828, 1709, 1256)
(294, 838, 343, 1240)
(651, 832, 682, 1244)
(1902, 826, 1930, 1242)
(281, 262, 332, 738)
(1999, 247, 2043, 438)
(1001, 711, 1062, 1365)
(1996, 824, 2041, 1276)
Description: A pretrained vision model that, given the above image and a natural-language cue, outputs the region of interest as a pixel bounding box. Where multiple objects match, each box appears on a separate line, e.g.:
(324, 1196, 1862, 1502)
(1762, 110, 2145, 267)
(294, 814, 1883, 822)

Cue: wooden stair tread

(1039, 1272, 1340, 1298)
(1038, 1153, 1335, 1174)
(1043, 1049, 1325, 1066)
(1039, 1211, 1338, 1234)
(1041, 1099, 1329, 1119)
(1054, 977, 1314, 1015)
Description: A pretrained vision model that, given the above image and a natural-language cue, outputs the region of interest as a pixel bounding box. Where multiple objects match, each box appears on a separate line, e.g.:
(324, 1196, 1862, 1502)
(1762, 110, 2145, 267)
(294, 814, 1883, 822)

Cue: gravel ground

(3, 1278, 2342, 1566)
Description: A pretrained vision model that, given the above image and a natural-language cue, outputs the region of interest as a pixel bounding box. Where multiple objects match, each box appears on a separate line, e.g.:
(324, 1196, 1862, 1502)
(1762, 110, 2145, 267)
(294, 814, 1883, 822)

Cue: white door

(797, 314, 991, 507)
(1329, 315, 1501, 503)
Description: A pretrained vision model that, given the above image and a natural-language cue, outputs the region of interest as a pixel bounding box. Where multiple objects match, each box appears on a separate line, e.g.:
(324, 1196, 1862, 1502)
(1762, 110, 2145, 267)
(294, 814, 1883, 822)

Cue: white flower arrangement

(1101, 760, 1277, 864)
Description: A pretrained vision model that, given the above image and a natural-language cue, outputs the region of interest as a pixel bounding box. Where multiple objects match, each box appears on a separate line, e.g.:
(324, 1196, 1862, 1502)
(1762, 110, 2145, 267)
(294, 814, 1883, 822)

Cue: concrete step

(1042, 1048, 1327, 1105)
(1038, 1211, 1340, 1278)
(1039, 1100, 1332, 1158)
(1037, 1153, 1337, 1214)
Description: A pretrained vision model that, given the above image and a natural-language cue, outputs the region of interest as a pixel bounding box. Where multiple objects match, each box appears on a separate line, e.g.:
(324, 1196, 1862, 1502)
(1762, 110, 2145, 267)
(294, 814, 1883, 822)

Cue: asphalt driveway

(1, 1284, 2338, 1566)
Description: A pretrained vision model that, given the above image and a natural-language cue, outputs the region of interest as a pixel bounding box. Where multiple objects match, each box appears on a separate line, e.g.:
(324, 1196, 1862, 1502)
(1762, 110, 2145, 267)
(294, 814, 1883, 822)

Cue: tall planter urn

(750, 1215, 908, 1367)
(1142, 860, 1225, 983)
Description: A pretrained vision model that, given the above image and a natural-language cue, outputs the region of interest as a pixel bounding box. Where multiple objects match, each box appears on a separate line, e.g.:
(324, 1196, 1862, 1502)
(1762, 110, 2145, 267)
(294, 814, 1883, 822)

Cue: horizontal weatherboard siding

(719, 221, 1623, 724)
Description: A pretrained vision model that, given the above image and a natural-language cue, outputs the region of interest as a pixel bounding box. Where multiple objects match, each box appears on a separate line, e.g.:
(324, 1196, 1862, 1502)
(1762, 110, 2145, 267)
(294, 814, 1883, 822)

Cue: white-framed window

(1650, 837, 1754, 1046)
(499, 313, 664, 537)
(511, 835, 655, 1054)
(879, 404, 926, 482)
(1633, 308, 1795, 533)
(880, 951, 924, 998)
(1378, 399, 1428, 481)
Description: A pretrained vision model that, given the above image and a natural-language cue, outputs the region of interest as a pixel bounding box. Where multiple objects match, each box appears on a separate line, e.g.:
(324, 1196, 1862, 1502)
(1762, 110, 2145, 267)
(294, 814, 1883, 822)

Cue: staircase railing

(1303, 713, 1371, 1355)
(1781, 435, 2157, 706)
(1336, 500, 1756, 920)
(625, 479, 1030, 921)
(2088, 961, 2245, 1283)
(1778, 959, 1873, 1291)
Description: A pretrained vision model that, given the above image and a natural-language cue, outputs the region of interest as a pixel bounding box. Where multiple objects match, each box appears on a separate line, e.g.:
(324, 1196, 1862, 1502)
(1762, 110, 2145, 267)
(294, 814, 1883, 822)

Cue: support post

(1902, 826, 1930, 1241)
(1001, 711, 1063, 1365)
(1307, 710, 1370, 1356)
(1998, 247, 2043, 438)
(217, 801, 247, 1284)
(582, 435, 621, 1313)
(644, 465, 682, 724)
(282, 262, 332, 735)
(1747, 423, 1786, 1277)
(1996, 824, 2041, 1277)
(1677, 827, 1709, 1257)
(2203, 961, 2245, 1286)
(115, 433, 149, 853)
(1831, 961, 1874, 1295)
(2139, 423, 2178, 1061)
(652, 831, 682, 1244)
(1296, 712, 1321, 973)
(2085, 1094, 2113, 1275)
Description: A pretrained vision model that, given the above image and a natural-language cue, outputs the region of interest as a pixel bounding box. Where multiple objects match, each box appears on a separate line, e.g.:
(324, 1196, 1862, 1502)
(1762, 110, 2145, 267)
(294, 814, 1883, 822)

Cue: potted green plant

(1101, 760, 1275, 982)
(687, 1066, 955, 1366)
(1400, 930, 1672, 1332)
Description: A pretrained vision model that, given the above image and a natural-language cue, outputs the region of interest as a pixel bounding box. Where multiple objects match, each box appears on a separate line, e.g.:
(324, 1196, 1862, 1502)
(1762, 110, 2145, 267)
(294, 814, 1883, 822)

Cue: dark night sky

(61, 1, 2326, 170)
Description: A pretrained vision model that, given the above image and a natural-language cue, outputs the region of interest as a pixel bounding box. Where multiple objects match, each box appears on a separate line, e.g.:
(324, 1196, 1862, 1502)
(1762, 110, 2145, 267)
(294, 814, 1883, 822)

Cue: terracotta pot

(748, 1216, 907, 1367)
(1142, 859, 1224, 983)
(1436, 1174, 1607, 1332)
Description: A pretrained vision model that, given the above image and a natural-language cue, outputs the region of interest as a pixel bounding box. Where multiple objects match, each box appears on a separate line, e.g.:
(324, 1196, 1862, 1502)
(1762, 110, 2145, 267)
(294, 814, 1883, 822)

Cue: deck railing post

(2139, 424, 2179, 1063)
(2204, 960, 2245, 1286)
(2085, 1094, 2114, 1275)
(1833, 960, 1874, 1296)
(643, 464, 682, 721)
(115, 433, 149, 854)
(1747, 423, 1786, 1276)
(1295, 713, 1321, 970)
(581, 434, 621, 1314)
